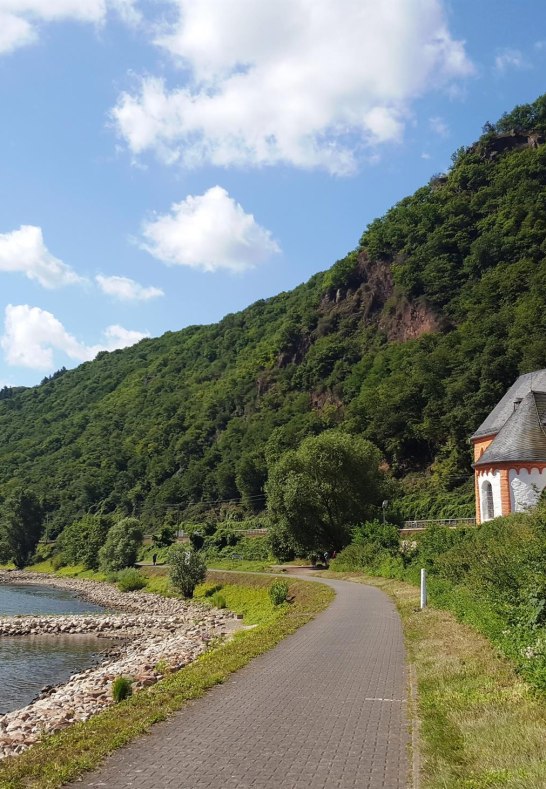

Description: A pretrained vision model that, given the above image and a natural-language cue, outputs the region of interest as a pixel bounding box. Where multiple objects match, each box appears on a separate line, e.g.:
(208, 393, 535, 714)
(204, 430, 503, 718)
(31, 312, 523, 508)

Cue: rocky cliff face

(472, 129, 545, 160)
(319, 251, 439, 343)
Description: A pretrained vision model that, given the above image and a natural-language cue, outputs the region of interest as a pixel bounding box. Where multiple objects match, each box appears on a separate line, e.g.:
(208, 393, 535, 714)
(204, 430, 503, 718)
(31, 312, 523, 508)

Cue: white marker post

(420, 568, 427, 609)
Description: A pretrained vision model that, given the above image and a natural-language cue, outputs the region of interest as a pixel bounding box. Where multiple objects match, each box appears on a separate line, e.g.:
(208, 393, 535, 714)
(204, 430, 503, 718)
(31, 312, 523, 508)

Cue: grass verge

(0, 572, 333, 789)
(326, 572, 546, 789)
(204, 558, 275, 573)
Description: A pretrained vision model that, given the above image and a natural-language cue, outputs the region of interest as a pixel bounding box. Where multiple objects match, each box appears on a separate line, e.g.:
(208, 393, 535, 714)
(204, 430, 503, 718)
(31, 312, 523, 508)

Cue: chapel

(471, 369, 546, 523)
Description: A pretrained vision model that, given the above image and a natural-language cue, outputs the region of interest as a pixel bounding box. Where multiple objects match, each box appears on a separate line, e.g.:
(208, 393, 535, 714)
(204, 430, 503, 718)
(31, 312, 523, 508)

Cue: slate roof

(475, 390, 546, 466)
(472, 369, 546, 439)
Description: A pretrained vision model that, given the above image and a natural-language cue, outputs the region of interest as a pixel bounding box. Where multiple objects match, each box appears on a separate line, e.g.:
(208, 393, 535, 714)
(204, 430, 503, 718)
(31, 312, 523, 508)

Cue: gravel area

(0, 570, 239, 760)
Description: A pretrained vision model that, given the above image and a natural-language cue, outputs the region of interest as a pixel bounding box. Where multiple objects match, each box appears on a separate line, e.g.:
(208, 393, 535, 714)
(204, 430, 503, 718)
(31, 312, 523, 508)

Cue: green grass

(0, 571, 333, 789)
(22, 560, 110, 581)
(137, 544, 171, 564)
(205, 558, 275, 573)
(325, 572, 546, 789)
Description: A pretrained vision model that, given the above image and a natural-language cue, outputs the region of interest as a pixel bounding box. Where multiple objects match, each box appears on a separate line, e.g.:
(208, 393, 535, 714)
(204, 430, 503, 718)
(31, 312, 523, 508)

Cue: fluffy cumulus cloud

(112, 0, 473, 174)
(0, 0, 140, 54)
(0, 225, 84, 288)
(1, 304, 148, 370)
(96, 274, 164, 301)
(140, 186, 280, 273)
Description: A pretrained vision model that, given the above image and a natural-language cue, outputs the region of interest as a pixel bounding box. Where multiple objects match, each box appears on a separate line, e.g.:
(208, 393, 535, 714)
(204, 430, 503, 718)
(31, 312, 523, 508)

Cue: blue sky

(0, 0, 545, 386)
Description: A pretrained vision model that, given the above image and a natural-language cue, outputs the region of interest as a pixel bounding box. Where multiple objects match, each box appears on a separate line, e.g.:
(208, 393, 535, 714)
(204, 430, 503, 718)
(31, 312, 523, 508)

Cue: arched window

(481, 480, 495, 521)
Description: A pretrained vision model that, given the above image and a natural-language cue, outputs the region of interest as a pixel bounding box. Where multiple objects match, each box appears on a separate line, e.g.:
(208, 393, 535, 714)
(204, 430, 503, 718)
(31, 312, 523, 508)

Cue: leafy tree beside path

(266, 429, 387, 557)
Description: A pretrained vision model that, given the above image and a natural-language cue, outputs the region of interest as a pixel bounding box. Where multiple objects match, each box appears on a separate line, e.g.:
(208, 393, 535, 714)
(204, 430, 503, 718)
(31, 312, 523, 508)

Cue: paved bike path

(69, 574, 409, 788)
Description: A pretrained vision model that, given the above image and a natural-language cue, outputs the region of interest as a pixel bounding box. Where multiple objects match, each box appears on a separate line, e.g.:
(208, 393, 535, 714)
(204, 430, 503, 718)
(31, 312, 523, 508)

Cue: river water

(0, 583, 115, 714)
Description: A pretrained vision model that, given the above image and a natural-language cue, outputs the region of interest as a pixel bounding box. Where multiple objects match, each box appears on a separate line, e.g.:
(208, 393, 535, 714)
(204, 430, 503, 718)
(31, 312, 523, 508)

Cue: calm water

(0, 584, 115, 714)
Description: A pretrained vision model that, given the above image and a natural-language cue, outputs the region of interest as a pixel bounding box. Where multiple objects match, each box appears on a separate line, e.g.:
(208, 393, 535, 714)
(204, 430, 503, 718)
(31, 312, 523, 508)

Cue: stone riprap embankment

(0, 571, 239, 761)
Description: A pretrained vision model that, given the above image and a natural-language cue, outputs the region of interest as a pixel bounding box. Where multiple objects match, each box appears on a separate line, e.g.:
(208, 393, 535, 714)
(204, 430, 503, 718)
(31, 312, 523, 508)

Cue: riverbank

(0, 573, 333, 789)
(0, 571, 239, 761)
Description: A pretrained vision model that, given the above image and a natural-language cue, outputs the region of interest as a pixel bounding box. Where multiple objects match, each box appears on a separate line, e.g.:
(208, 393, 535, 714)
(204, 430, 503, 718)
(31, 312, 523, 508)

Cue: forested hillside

(2, 96, 546, 535)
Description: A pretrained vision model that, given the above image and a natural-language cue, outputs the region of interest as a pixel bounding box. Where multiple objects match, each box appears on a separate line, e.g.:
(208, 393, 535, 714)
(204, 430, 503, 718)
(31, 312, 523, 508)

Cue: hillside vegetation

(332, 498, 546, 692)
(1, 96, 546, 534)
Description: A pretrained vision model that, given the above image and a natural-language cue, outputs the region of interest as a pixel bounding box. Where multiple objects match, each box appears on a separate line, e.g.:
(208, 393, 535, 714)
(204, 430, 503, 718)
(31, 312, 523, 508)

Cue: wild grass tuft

(112, 677, 133, 703)
(268, 579, 289, 606)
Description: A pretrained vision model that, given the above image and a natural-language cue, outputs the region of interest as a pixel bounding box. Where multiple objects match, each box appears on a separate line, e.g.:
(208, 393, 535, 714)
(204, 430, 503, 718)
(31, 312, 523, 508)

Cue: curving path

(68, 573, 409, 788)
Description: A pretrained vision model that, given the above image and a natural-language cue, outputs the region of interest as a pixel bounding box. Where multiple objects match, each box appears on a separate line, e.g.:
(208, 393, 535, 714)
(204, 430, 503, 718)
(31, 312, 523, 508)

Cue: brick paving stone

(67, 574, 409, 789)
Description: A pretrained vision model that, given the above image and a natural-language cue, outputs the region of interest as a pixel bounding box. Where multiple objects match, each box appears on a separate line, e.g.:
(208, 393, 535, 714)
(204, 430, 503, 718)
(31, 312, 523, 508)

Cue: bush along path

(63, 571, 410, 789)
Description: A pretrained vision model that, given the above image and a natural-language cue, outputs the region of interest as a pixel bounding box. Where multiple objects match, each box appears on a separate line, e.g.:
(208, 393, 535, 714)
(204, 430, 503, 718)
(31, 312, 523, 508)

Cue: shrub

(331, 543, 392, 572)
(152, 526, 176, 549)
(352, 520, 400, 553)
(203, 584, 223, 597)
(99, 517, 144, 573)
(168, 545, 207, 598)
(116, 568, 148, 592)
(50, 553, 66, 571)
(268, 522, 296, 562)
(414, 524, 468, 572)
(154, 659, 171, 676)
(234, 536, 270, 561)
(269, 579, 289, 606)
(376, 554, 405, 579)
(209, 526, 239, 550)
(190, 532, 205, 551)
(210, 593, 227, 609)
(112, 676, 133, 703)
(57, 514, 112, 570)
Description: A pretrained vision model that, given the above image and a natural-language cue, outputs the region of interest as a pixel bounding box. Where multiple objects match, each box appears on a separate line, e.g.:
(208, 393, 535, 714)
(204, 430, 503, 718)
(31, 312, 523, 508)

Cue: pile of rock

(0, 613, 211, 638)
(0, 572, 240, 761)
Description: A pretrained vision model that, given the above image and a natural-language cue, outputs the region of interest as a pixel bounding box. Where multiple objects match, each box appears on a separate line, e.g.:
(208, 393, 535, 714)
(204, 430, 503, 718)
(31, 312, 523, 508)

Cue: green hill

(2, 96, 546, 535)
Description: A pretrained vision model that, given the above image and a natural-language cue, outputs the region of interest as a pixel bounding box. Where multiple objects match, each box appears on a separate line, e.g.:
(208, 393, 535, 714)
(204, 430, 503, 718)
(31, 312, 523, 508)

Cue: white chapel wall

(478, 469, 502, 521)
(509, 468, 546, 513)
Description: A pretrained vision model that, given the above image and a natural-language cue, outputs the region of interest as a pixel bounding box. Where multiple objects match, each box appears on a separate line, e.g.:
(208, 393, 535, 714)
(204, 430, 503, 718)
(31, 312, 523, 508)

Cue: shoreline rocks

(0, 570, 239, 761)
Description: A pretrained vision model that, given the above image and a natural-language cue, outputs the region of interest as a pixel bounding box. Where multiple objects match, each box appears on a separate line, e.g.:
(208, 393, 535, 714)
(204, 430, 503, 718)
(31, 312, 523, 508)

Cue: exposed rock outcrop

(472, 129, 545, 160)
(319, 251, 439, 343)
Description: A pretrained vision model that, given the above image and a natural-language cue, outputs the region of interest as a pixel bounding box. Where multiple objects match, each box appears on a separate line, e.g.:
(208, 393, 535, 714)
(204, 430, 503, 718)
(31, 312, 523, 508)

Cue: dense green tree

(57, 514, 112, 569)
(152, 525, 176, 549)
(0, 490, 44, 568)
(266, 430, 386, 555)
(98, 517, 143, 572)
(167, 545, 207, 598)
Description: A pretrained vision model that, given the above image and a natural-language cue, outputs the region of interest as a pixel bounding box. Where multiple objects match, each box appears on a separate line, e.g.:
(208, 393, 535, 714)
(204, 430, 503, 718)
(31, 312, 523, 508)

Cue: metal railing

(401, 517, 476, 531)
(230, 528, 269, 536)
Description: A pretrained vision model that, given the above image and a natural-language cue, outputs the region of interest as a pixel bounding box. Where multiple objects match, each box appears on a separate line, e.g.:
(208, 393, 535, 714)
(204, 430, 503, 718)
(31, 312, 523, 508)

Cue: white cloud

(1, 304, 148, 370)
(0, 0, 140, 54)
(0, 225, 85, 288)
(429, 116, 449, 136)
(96, 274, 164, 301)
(89, 324, 148, 356)
(494, 48, 526, 73)
(112, 0, 473, 174)
(140, 186, 280, 273)
(0, 11, 36, 53)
